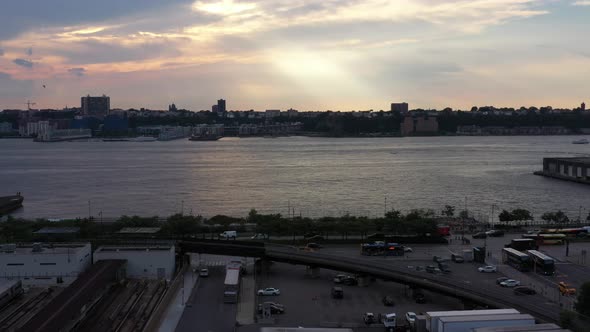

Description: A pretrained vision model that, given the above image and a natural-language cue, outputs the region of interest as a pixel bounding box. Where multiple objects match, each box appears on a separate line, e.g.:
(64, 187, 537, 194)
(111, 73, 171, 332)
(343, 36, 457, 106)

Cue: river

(1, 136, 589, 221)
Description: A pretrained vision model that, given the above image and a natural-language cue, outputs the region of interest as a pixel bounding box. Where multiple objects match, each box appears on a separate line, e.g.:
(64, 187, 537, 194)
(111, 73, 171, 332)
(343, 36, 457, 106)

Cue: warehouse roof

(33, 227, 80, 234)
(117, 227, 161, 234)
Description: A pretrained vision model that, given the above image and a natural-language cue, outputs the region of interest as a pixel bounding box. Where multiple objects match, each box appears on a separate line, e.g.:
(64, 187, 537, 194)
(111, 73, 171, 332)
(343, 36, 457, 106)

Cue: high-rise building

(217, 99, 226, 113)
(582, 102, 586, 111)
(81, 95, 110, 118)
(391, 102, 409, 114)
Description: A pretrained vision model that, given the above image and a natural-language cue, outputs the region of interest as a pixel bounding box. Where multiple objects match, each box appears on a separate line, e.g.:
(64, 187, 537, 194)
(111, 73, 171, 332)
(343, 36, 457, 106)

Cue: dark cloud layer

(13, 58, 34, 68)
(0, 0, 194, 40)
(54, 38, 184, 65)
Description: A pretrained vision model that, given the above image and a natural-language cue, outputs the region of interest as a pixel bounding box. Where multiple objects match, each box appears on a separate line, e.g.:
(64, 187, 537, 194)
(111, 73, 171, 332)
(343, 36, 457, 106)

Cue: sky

(0, 0, 589, 111)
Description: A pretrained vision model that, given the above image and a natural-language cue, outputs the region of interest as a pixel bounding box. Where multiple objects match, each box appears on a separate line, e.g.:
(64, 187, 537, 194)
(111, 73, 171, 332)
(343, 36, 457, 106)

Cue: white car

(478, 265, 497, 273)
(333, 274, 347, 283)
(405, 312, 417, 325)
(258, 287, 281, 296)
(500, 279, 521, 287)
(404, 247, 413, 253)
(199, 268, 209, 277)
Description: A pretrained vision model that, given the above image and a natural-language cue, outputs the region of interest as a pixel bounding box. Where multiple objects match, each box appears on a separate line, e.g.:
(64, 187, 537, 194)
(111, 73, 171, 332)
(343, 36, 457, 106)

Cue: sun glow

(192, 0, 257, 15)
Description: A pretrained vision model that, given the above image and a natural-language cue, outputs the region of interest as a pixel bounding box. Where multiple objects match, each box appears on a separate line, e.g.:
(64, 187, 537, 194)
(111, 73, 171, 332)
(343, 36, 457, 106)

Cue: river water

(1, 136, 589, 221)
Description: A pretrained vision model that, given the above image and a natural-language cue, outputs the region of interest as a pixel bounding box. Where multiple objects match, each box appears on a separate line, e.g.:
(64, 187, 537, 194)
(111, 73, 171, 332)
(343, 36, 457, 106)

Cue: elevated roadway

(178, 240, 560, 323)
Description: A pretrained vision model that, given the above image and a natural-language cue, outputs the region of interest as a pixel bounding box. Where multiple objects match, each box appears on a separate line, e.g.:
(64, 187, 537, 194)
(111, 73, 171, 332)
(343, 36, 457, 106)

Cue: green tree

(163, 214, 203, 237)
(442, 205, 455, 217)
(511, 209, 533, 221)
(459, 210, 469, 219)
(559, 310, 576, 329)
(499, 210, 512, 222)
(575, 282, 590, 317)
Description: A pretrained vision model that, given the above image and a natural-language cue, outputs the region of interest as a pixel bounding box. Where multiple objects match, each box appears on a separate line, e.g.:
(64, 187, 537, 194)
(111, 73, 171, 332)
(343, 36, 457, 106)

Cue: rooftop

(33, 227, 80, 234)
(95, 245, 173, 252)
(117, 227, 161, 234)
(0, 243, 90, 255)
(545, 157, 590, 164)
(0, 280, 20, 294)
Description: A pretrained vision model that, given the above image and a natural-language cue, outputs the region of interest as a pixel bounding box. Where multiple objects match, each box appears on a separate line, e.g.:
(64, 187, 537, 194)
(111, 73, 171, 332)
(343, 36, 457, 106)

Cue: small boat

(131, 136, 157, 142)
(572, 138, 589, 144)
(189, 135, 222, 141)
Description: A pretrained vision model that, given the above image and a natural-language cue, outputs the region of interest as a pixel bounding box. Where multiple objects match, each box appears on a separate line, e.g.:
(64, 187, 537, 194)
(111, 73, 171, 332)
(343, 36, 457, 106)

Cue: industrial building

(536, 157, 590, 185)
(472, 323, 571, 331)
(401, 113, 439, 136)
(93, 245, 175, 280)
(0, 242, 92, 285)
(82, 94, 110, 118)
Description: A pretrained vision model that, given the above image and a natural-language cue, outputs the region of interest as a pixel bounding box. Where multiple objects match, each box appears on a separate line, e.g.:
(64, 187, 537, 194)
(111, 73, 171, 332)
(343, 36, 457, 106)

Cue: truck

(436, 314, 535, 332)
(223, 263, 241, 303)
(426, 309, 520, 332)
(220, 230, 237, 239)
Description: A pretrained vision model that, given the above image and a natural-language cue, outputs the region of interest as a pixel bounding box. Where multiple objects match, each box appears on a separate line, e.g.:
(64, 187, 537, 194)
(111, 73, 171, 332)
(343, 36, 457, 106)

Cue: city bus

(502, 247, 532, 272)
(526, 250, 555, 276)
(541, 228, 588, 237)
(360, 242, 404, 256)
(522, 233, 566, 245)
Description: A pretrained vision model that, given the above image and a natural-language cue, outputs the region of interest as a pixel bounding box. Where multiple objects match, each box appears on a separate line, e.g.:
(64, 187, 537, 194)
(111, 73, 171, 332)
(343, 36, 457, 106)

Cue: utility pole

(181, 200, 184, 215)
(384, 197, 387, 216)
(88, 200, 91, 220)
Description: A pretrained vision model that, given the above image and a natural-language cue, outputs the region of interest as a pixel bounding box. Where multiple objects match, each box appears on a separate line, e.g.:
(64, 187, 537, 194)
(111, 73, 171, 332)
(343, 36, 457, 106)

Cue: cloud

(0, 72, 34, 98)
(26, 47, 32, 56)
(0, 48, 4, 56)
(572, 0, 590, 5)
(0, 0, 195, 40)
(13, 58, 34, 68)
(68, 67, 86, 77)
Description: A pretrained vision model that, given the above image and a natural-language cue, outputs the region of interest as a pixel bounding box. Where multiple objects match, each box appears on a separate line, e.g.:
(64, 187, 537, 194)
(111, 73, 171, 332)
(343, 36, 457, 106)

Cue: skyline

(0, 1, 589, 111)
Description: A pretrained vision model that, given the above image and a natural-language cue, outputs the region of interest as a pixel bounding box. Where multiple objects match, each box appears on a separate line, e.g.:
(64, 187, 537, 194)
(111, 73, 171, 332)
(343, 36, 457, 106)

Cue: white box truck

(437, 314, 535, 332)
(426, 309, 520, 332)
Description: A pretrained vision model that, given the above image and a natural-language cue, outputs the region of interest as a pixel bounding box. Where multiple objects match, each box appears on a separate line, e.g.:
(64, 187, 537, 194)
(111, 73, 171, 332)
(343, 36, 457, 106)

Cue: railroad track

(0, 289, 53, 331)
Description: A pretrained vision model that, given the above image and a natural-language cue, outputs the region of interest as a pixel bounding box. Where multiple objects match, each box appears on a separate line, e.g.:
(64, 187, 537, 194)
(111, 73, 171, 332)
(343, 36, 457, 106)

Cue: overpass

(178, 240, 561, 323)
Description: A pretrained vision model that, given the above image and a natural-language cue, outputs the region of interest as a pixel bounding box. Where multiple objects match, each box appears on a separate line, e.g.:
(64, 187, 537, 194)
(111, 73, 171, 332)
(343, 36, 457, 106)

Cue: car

(333, 274, 347, 283)
(363, 312, 376, 325)
(478, 265, 497, 273)
(341, 276, 358, 286)
(404, 247, 413, 253)
(382, 295, 394, 306)
(473, 232, 487, 239)
(257, 287, 280, 296)
(451, 254, 464, 263)
(331, 286, 343, 299)
(413, 292, 426, 303)
(487, 230, 505, 237)
(433, 255, 442, 262)
(500, 279, 521, 287)
(257, 302, 285, 314)
(426, 265, 437, 273)
(438, 263, 451, 273)
(405, 312, 417, 325)
(219, 230, 237, 239)
(251, 233, 268, 240)
(496, 277, 509, 285)
(558, 282, 576, 295)
(514, 286, 536, 295)
(199, 268, 209, 277)
(306, 243, 322, 249)
(415, 266, 425, 272)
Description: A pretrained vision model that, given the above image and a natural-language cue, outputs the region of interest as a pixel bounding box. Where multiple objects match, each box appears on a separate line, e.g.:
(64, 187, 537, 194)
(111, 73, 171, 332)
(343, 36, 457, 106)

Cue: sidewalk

(237, 272, 256, 325)
(158, 269, 198, 332)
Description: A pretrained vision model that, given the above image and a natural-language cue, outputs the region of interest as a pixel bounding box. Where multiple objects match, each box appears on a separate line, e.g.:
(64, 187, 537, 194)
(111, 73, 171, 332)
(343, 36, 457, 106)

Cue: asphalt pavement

(175, 266, 237, 332)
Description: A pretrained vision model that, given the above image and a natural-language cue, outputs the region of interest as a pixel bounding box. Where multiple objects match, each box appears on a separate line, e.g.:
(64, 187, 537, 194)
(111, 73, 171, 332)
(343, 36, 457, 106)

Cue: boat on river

(572, 138, 589, 144)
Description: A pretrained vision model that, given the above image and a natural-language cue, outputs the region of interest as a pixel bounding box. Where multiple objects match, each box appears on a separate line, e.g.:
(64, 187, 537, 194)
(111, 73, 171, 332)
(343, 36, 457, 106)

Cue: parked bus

(526, 250, 555, 276)
(360, 242, 404, 256)
(522, 233, 566, 245)
(508, 238, 538, 251)
(542, 228, 588, 237)
(502, 248, 532, 272)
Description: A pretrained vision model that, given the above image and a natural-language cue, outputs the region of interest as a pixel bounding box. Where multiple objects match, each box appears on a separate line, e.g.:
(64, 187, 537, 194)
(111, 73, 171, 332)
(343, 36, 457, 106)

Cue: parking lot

(251, 262, 465, 328)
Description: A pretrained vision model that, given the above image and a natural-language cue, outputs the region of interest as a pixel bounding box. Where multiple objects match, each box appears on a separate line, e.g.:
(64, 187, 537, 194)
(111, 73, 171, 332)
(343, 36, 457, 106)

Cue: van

(451, 254, 464, 263)
(220, 230, 237, 239)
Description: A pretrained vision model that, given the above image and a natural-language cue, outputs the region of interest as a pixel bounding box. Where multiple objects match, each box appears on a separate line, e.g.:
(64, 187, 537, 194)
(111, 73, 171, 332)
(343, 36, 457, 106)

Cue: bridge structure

(178, 240, 561, 324)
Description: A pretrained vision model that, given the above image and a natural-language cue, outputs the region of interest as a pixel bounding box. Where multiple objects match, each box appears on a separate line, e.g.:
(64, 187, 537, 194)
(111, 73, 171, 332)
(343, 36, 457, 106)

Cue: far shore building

(82, 95, 110, 118)
(391, 102, 409, 114)
(401, 113, 439, 136)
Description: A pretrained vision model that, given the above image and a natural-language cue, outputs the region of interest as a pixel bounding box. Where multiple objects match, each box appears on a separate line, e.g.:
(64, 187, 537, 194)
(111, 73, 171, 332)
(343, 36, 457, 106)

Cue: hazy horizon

(0, 0, 589, 111)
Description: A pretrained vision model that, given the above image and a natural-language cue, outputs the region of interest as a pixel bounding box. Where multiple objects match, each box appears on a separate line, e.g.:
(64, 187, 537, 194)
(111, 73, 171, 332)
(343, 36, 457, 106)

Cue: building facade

(93, 245, 175, 280)
(81, 95, 110, 118)
(391, 102, 409, 114)
(539, 157, 590, 184)
(401, 114, 439, 136)
(0, 243, 92, 286)
(217, 99, 227, 113)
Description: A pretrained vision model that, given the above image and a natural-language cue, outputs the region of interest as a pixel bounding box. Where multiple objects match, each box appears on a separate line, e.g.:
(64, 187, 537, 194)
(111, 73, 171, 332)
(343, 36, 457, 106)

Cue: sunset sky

(0, 0, 589, 111)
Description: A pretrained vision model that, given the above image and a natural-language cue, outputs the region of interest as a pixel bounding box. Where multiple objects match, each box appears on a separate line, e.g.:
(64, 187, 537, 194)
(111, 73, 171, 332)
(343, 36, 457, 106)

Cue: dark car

(438, 263, 451, 273)
(257, 303, 285, 314)
(488, 230, 505, 237)
(306, 243, 322, 249)
(496, 277, 509, 285)
(382, 295, 395, 306)
(426, 265, 437, 273)
(451, 254, 464, 263)
(331, 286, 343, 299)
(514, 286, 536, 295)
(413, 292, 426, 303)
(341, 276, 358, 286)
(472, 232, 487, 239)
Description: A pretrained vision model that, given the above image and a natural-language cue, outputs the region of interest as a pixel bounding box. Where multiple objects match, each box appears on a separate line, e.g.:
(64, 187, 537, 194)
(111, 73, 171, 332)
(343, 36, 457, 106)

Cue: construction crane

(25, 100, 36, 110)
